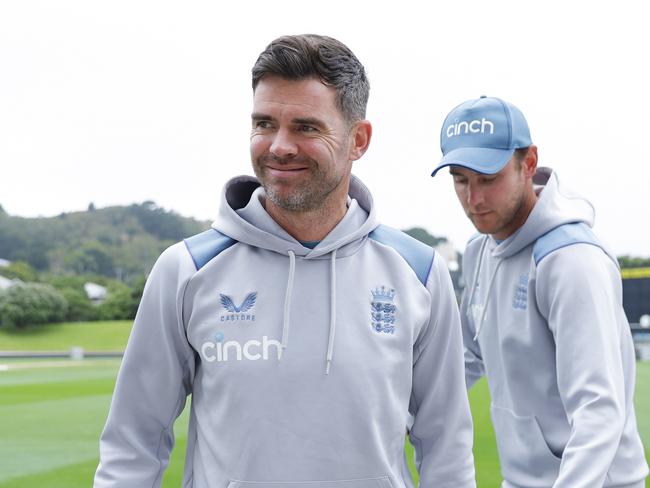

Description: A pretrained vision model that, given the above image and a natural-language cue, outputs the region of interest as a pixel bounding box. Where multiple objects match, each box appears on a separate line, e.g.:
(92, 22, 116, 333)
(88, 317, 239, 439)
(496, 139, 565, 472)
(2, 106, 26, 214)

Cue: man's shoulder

(368, 225, 435, 286)
(532, 223, 612, 267)
(183, 229, 238, 271)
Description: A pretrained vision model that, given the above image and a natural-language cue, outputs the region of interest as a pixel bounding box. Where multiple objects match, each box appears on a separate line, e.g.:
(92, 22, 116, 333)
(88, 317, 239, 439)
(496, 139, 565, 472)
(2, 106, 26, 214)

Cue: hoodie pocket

(490, 404, 561, 486)
(227, 477, 394, 488)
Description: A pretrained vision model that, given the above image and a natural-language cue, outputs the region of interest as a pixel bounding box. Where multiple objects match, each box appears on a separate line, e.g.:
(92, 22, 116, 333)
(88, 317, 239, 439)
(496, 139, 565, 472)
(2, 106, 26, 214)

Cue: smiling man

(431, 96, 648, 488)
(94, 35, 475, 488)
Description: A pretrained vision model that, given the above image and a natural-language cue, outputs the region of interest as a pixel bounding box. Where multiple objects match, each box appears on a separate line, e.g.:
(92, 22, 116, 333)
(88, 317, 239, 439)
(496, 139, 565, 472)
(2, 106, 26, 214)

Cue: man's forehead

(448, 165, 486, 176)
(252, 76, 341, 120)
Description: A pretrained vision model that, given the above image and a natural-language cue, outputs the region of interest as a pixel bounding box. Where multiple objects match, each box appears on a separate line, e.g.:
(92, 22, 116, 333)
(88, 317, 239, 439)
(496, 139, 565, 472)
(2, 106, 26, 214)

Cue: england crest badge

(371, 286, 396, 334)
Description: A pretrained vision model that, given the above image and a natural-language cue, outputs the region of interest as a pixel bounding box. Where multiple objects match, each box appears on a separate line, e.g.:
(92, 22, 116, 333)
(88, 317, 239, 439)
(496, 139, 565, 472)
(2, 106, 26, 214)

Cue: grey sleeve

(94, 243, 196, 488)
(536, 245, 628, 488)
(409, 255, 476, 488)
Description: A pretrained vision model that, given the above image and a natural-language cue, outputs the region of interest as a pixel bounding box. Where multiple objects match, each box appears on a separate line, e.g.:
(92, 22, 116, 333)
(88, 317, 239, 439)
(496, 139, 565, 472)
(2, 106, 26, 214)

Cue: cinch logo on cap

(431, 95, 533, 177)
(446, 118, 495, 138)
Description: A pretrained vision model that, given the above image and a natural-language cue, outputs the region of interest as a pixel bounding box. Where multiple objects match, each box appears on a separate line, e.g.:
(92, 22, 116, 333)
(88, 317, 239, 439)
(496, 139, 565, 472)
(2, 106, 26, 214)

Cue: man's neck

(263, 197, 348, 242)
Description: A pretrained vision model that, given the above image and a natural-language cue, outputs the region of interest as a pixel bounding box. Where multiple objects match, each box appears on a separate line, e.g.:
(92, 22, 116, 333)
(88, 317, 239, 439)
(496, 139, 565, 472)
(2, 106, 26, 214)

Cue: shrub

(59, 287, 99, 322)
(0, 260, 38, 282)
(0, 283, 68, 328)
(97, 282, 137, 321)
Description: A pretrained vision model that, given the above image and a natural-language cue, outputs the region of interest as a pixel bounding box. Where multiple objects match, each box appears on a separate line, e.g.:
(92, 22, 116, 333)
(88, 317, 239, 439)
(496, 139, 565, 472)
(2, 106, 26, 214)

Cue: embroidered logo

(512, 275, 528, 310)
(220, 292, 257, 322)
(371, 286, 396, 334)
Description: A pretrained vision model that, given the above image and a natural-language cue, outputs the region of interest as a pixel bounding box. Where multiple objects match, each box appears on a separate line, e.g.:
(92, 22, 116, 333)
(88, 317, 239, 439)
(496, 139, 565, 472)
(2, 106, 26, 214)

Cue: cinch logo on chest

(220, 292, 257, 322)
(201, 332, 282, 362)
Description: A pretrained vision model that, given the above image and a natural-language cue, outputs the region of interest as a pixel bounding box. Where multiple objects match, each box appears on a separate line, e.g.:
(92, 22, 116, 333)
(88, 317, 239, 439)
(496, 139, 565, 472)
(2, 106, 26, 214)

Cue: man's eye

(299, 125, 317, 132)
(453, 176, 467, 184)
(254, 121, 272, 129)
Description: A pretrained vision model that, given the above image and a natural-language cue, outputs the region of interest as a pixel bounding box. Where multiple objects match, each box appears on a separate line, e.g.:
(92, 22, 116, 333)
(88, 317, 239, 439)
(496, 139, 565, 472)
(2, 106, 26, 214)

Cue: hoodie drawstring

(472, 259, 501, 341)
(467, 238, 502, 341)
(280, 248, 338, 376)
(281, 250, 296, 352)
(325, 249, 337, 375)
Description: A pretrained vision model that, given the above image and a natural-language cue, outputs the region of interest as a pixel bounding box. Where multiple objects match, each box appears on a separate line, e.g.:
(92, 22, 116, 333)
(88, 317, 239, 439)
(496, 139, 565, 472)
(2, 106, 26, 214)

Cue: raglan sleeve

(409, 253, 476, 488)
(94, 242, 197, 488)
(536, 244, 628, 488)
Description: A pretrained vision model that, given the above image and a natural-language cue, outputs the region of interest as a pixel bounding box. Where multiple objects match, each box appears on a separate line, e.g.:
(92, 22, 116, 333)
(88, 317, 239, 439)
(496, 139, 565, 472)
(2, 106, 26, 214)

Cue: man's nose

(467, 183, 485, 208)
(269, 129, 298, 159)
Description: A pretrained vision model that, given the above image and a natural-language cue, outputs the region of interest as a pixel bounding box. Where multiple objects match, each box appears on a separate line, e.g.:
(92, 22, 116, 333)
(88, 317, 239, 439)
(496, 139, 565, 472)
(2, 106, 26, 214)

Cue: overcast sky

(1, 0, 649, 256)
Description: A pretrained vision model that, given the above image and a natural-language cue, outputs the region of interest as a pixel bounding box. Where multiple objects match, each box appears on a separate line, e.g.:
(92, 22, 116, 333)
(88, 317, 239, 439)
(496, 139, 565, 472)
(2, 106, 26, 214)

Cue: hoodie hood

(466, 167, 596, 342)
(210, 173, 380, 374)
(212, 174, 379, 259)
(492, 167, 595, 259)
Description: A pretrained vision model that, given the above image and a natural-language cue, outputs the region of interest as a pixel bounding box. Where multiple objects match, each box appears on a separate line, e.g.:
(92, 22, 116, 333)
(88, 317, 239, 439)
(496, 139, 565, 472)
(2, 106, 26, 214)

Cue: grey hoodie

(461, 168, 648, 487)
(94, 175, 476, 488)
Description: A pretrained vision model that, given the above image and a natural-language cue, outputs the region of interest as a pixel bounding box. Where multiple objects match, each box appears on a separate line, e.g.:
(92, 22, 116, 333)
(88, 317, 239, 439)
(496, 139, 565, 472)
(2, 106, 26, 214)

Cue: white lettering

(201, 342, 216, 362)
(447, 118, 496, 138)
(263, 336, 283, 360)
(456, 121, 469, 135)
(222, 340, 242, 361)
(481, 118, 494, 134)
(200, 336, 281, 362)
(243, 339, 261, 360)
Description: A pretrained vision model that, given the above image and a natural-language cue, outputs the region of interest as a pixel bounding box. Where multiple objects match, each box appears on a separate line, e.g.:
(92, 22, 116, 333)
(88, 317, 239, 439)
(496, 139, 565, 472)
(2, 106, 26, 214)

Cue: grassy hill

(0, 202, 208, 282)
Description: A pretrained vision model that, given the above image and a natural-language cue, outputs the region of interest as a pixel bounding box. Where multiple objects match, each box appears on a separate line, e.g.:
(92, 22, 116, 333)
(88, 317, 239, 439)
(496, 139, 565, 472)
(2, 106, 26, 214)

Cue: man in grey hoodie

(431, 96, 648, 487)
(94, 35, 476, 487)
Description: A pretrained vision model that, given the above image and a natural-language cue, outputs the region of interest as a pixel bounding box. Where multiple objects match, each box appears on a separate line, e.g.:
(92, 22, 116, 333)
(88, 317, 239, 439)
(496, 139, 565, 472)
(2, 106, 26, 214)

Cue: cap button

(480, 95, 487, 98)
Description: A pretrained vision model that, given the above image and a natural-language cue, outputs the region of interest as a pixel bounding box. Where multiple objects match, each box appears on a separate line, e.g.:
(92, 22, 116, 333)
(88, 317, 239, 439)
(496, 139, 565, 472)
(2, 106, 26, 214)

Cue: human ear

(524, 145, 538, 177)
(348, 120, 372, 161)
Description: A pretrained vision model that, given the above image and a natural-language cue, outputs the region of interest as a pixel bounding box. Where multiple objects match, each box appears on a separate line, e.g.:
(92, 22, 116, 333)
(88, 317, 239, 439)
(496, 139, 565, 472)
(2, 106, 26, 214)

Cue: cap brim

(431, 147, 515, 177)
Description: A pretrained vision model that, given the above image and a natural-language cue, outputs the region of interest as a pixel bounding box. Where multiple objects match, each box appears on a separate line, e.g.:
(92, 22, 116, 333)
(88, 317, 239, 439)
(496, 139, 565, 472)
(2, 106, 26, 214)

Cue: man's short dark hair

(514, 147, 529, 167)
(252, 34, 369, 123)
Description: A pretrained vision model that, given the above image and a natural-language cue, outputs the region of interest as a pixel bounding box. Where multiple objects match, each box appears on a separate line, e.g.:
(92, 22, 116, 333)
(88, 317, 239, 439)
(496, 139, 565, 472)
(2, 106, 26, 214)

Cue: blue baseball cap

(431, 96, 532, 176)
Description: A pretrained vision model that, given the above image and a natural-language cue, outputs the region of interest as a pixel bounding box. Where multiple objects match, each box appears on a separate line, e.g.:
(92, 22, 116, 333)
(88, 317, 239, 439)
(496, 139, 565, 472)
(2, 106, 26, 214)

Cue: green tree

(0, 283, 68, 328)
(403, 227, 447, 247)
(618, 255, 650, 269)
(64, 241, 114, 276)
(59, 287, 99, 322)
(0, 260, 38, 282)
(96, 281, 140, 320)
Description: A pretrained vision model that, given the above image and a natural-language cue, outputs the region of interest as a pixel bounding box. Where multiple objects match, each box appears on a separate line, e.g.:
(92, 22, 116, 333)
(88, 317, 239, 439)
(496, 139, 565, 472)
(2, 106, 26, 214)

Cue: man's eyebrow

(251, 112, 273, 121)
(292, 117, 326, 128)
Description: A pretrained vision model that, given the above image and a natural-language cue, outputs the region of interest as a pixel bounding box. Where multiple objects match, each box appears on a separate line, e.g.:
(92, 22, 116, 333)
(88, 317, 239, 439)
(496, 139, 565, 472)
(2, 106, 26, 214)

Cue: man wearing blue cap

(432, 96, 648, 487)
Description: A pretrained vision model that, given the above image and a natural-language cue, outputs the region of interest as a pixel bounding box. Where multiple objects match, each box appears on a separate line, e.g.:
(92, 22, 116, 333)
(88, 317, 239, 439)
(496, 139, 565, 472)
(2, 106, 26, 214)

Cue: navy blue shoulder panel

(183, 229, 237, 271)
(369, 225, 435, 286)
(533, 222, 602, 265)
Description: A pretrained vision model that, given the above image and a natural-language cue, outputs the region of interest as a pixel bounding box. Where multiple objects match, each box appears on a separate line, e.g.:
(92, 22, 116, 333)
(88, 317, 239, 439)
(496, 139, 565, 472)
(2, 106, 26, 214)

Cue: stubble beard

(253, 155, 344, 213)
(486, 177, 529, 238)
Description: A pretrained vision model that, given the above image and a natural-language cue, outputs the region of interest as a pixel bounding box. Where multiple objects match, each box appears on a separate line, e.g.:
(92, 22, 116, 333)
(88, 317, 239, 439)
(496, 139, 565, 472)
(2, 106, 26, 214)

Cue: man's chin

(265, 189, 310, 212)
(469, 218, 496, 236)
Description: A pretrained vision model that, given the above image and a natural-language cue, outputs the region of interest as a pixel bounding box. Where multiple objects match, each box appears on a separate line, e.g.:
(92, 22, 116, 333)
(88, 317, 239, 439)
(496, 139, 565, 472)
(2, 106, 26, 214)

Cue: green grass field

(0, 322, 648, 487)
(0, 321, 132, 351)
